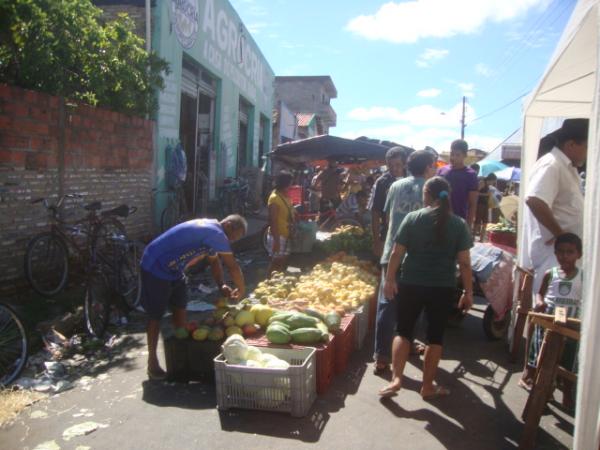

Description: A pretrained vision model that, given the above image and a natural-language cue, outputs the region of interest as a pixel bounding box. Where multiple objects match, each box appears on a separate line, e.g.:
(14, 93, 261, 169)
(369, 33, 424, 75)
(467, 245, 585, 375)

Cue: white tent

(519, 1, 600, 448)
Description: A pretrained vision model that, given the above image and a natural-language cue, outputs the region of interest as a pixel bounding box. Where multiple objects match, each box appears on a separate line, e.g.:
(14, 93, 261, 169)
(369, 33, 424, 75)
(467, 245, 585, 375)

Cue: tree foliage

(0, 0, 170, 116)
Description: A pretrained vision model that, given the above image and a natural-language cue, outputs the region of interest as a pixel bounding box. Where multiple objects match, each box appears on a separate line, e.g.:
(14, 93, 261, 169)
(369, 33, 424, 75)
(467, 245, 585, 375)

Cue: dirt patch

(0, 389, 46, 427)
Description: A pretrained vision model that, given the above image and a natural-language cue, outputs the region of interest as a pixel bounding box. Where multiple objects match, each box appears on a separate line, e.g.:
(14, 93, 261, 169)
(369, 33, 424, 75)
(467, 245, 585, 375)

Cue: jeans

(373, 269, 397, 363)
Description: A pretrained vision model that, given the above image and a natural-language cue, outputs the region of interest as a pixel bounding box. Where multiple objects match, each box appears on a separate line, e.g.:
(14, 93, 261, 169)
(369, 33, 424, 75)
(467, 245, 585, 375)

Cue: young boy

(519, 232, 583, 408)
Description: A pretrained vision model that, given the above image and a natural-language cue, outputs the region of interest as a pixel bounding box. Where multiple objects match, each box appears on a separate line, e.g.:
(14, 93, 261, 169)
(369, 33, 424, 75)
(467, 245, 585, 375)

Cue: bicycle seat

(84, 201, 102, 211)
(102, 204, 130, 218)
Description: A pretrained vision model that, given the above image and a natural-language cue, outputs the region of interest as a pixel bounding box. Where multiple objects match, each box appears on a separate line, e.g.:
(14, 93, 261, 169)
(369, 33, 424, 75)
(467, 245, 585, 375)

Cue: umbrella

(494, 166, 521, 182)
(478, 160, 509, 177)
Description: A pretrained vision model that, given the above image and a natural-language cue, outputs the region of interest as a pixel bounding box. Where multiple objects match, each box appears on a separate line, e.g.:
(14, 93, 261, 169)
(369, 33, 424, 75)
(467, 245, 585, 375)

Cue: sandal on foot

(518, 379, 533, 392)
(379, 385, 401, 398)
(421, 386, 450, 400)
(147, 368, 167, 381)
(373, 362, 389, 375)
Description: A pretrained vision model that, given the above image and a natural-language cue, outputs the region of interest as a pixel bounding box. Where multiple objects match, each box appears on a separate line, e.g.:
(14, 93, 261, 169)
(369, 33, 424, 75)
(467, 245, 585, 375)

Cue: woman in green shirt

(379, 176, 474, 400)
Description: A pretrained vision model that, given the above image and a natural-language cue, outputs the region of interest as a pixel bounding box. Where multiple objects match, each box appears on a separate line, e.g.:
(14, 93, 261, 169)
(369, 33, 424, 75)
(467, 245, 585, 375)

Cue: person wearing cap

(437, 139, 479, 229)
(523, 118, 588, 294)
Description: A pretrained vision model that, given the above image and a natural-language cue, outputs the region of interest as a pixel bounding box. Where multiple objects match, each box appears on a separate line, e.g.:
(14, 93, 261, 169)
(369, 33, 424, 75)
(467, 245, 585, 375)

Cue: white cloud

(346, 0, 552, 43)
(342, 101, 502, 152)
(416, 48, 448, 68)
(417, 88, 442, 98)
(475, 63, 493, 77)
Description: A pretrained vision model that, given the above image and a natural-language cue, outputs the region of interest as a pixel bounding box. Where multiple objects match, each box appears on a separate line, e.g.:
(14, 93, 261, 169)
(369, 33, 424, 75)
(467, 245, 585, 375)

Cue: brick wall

(98, 4, 147, 40)
(0, 83, 155, 294)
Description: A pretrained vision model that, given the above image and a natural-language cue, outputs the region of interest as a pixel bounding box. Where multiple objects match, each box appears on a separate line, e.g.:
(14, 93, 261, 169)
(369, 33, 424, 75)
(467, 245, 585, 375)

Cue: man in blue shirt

(374, 150, 436, 374)
(141, 215, 247, 380)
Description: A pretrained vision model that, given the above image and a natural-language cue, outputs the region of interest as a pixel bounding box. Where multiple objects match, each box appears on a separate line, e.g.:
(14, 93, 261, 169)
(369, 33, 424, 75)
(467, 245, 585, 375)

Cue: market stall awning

(270, 135, 412, 166)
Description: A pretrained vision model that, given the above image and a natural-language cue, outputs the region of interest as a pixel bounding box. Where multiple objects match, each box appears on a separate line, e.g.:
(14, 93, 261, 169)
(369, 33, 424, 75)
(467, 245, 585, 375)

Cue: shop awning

(270, 134, 412, 166)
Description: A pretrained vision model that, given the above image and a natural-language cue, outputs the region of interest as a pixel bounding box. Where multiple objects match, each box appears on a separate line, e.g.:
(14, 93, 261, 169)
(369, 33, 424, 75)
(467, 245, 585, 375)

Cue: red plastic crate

(287, 185, 303, 206)
(334, 314, 356, 374)
(246, 332, 337, 395)
(488, 230, 517, 248)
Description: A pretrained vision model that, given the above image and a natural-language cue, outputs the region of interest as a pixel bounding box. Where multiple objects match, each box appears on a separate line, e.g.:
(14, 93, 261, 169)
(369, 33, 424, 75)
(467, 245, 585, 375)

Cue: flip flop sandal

(147, 368, 168, 381)
(379, 385, 400, 398)
(421, 386, 450, 401)
(373, 362, 389, 375)
(518, 379, 533, 392)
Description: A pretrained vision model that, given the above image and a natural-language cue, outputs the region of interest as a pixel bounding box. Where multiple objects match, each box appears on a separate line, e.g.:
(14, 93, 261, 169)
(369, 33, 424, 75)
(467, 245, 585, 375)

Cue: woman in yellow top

(267, 171, 295, 276)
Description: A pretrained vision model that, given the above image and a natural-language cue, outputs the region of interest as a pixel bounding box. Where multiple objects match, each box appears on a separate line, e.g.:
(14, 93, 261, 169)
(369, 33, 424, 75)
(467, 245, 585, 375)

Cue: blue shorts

(140, 269, 187, 320)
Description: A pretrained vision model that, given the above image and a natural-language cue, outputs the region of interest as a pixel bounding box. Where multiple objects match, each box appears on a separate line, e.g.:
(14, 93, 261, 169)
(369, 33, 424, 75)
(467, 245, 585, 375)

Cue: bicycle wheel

(0, 303, 28, 387)
(118, 240, 144, 310)
(24, 232, 69, 297)
(92, 217, 127, 269)
(84, 272, 110, 338)
(160, 200, 179, 232)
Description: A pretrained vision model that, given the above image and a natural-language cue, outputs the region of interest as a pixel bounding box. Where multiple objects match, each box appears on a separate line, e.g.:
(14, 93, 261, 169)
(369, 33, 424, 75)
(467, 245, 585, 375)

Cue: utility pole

(460, 96, 466, 139)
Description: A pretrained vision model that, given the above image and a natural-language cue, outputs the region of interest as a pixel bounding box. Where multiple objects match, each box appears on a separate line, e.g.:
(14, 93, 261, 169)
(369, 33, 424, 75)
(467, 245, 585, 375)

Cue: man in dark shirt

(368, 147, 409, 259)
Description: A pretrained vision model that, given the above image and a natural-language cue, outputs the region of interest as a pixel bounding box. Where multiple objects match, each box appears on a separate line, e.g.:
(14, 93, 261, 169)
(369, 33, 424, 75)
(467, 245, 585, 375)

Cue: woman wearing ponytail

(379, 176, 474, 400)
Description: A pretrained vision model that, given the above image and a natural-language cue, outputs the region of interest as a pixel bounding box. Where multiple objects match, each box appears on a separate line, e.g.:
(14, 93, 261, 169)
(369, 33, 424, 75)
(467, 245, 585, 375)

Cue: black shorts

(140, 269, 187, 320)
(396, 283, 455, 345)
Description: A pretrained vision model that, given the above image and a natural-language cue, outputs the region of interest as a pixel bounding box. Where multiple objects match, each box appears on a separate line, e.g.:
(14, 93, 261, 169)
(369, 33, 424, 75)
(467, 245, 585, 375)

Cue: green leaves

(0, 0, 169, 116)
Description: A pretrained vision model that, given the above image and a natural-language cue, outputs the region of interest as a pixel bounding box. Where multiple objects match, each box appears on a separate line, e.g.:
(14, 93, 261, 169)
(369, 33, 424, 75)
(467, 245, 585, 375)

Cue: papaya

(303, 308, 325, 322)
(290, 328, 323, 345)
(266, 325, 292, 344)
(324, 311, 342, 332)
(284, 313, 319, 330)
(268, 312, 294, 325)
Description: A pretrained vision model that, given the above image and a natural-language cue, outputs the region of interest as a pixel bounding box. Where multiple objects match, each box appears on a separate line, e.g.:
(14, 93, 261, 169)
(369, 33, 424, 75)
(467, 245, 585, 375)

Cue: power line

(469, 91, 530, 124)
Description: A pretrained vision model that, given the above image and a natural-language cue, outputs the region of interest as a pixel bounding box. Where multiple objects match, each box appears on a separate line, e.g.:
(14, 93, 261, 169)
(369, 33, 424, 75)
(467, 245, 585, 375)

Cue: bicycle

(0, 302, 28, 387)
(84, 232, 145, 338)
(218, 176, 260, 218)
(154, 186, 188, 232)
(24, 194, 135, 297)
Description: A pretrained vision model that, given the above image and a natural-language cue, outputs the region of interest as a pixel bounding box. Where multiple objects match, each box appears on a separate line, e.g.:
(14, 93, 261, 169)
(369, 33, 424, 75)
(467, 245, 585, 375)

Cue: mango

(208, 326, 225, 341)
(174, 327, 189, 339)
(235, 310, 255, 327)
(250, 304, 274, 328)
(192, 326, 210, 341)
(225, 326, 243, 337)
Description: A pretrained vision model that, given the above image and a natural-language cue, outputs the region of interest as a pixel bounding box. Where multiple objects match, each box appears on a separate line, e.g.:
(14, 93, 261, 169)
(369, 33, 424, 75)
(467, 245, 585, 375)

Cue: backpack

(166, 142, 187, 189)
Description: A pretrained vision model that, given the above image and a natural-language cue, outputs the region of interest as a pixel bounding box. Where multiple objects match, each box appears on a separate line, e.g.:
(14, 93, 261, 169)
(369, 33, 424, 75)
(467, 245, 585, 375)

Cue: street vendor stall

(518, 1, 600, 448)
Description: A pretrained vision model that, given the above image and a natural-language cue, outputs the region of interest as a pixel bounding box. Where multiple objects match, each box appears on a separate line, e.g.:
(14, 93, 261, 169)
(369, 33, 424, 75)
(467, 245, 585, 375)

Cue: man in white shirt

(523, 118, 588, 293)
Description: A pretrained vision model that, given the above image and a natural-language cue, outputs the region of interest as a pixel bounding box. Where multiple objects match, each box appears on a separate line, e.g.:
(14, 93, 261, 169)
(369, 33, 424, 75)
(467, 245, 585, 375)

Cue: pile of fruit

(281, 254, 377, 315)
(252, 272, 299, 305)
(173, 298, 275, 342)
(265, 310, 341, 345)
(486, 219, 516, 234)
(318, 225, 372, 254)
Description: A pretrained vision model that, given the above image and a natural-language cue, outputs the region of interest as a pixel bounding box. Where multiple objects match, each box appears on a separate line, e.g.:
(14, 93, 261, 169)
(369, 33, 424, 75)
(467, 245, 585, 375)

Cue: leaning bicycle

(0, 302, 28, 387)
(24, 194, 134, 297)
(84, 231, 145, 338)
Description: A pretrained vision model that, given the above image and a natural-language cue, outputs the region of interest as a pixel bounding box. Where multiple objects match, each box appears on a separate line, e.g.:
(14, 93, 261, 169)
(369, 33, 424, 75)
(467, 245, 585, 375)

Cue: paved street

(0, 291, 573, 450)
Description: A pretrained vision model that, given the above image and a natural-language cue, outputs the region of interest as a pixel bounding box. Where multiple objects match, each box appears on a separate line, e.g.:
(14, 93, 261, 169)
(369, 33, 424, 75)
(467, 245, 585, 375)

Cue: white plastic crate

(354, 299, 369, 350)
(214, 347, 316, 417)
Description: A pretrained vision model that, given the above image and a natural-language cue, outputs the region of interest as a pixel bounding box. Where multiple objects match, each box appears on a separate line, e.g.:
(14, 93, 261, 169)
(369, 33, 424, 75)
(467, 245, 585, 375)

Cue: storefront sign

(201, 0, 269, 104)
(171, 0, 199, 49)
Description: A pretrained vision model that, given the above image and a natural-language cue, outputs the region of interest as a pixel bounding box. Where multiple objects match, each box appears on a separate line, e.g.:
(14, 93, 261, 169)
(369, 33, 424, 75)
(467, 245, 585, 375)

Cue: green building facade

(152, 0, 274, 225)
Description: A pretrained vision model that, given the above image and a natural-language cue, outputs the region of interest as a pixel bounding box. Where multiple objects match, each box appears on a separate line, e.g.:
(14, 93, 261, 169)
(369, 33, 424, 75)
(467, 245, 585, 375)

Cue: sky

(229, 0, 576, 154)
